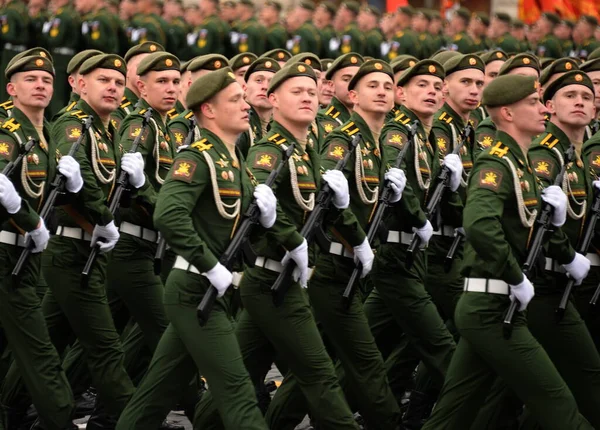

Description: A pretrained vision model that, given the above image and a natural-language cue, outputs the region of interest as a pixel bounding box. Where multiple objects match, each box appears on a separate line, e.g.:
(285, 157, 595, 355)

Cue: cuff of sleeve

(283, 231, 305, 251)
(99, 207, 115, 226)
(193, 252, 219, 274)
(13, 202, 40, 232)
(557, 245, 576, 266)
(503, 259, 524, 286)
(415, 211, 427, 229)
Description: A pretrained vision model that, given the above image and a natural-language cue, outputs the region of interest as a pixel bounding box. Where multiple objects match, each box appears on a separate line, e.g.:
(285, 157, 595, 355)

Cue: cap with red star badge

(79, 54, 127, 77)
(267, 62, 318, 95)
(288, 53, 322, 72)
(482, 75, 540, 107)
(325, 52, 365, 80)
(348, 59, 394, 91)
(67, 49, 103, 75)
(260, 49, 292, 63)
(542, 70, 594, 104)
(186, 67, 239, 110)
(230, 53, 258, 72)
(124, 42, 165, 62)
(244, 57, 282, 82)
(5, 55, 55, 80)
(539, 58, 580, 87)
(137, 52, 180, 76)
(498, 53, 540, 76)
(188, 54, 229, 73)
(396, 59, 445, 87)
(443, 53, 485, 76)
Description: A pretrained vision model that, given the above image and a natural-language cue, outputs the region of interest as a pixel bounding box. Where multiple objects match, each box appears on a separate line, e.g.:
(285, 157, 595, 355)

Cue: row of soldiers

(1, 35, 600, 430)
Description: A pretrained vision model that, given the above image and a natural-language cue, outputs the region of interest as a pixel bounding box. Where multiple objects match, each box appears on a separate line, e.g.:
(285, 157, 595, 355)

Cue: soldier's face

(126, 54, 148, 94)
(245, 71, 276, 110)
(138, 70, 181, 115)
(349, 72, 394, 115)
(332, 66, 360, 107)
(7, 71, 54, 110)
(402, 76, 444, 116)
(446, 69, 485, 114)
(234, 66, 251, 87)
(588, 71, 600, 111)
(547, 85, 595, 128)
(205, 82, 250, 134)
(319, 77, 334, 106)
(270, 76, 318, 125)
(484, 61, 504, 87)
(79, 69, 125, 116)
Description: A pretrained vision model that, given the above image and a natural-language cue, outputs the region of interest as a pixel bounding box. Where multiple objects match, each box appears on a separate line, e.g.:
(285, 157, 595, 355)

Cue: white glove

(541, 185, 567, 227)
(413, 220, 433, 249)
(281, 239, 309, 288)
(593, 180, 600, 192)
(27, 218, 50, 253)
(509, 275, 535, 312)
(0, 174, 21, 214)
(322, 170, 350, 209)
(385, 167, 406, 203)
(203, 262, 233, 297)
(91, 220, 120, 253)
(121, 152, 145, 189)
(443, 154, 463, 192)
(353, 238, 374, 278)
(254, 184, 277, 228)
(562, 252, 591, 286)
(58, 155, 83, 193)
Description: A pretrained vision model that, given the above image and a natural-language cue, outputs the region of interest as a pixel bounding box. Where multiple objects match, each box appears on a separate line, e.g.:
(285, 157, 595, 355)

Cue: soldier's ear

(6, 82, 16, 98)
(136, 76, 146, 97)
(500, 106, 513, 122)
(78, 76, 87, 95)
(268, 92, 278, 108)
(201, 102, 216, 119)
(545, 99, 556, 116)
(396, 86, 404, 101)
(348, 89, 359, 105)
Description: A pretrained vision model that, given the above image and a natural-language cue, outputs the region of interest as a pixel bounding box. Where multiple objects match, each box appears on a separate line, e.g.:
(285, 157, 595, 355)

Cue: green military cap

(244, 57, 282, 81)
(444, 53, 485, 76)
(180, 59, 192, 73)
(318, 1, 336, 15)
(66, 49, 103, 75)
(264, 0, 282, 12)
(494, 12, 511, 24)
(539, 58, 579, 86)
(541, 12, 560, 25)
(361, 4, 381, 17)
(124, 42, 165, 62)
(5, 55, 55, 80)
(539, 58, 555, 69)
(239, 0, 254, 7)
(137, 52, 180, 76)
(512, 19, 525, 29)
(289, 53, 322, 72)
(561, 19, 575, 29)
(267, 61, 317, 95)
(390, 55, 418, 74)
(590, 48, 600, 61)
(261, 48, 292, 63)
(475, 12, 490, 26)
(480, 49, 508, 65)
(348, 59, 394, 91)
(186, 67, 238, 110)
(431, 50, 460, 65)
(482, 75, 539, 107)
(498, 53, 540, 75)
(221, 0, 235, 6)
(78, 53, 126, 77)
(321, 58, 334, 72)
(454, 7, 471, 21)
(6, 47, 53, 72)
(188, 54, 229, 72)
(543, 70, 594, 103)
(397, 5, 414, 16)
(325, 52, 364, 80)
(569, 57, 583, 66)
(580, 15, 599, 27)
(341, 0, 360, 15)
(397, 60, 445, 87)
(580, 58, 600, 73)
(230, 53, 258, 71)
(299, 0, 315, 11)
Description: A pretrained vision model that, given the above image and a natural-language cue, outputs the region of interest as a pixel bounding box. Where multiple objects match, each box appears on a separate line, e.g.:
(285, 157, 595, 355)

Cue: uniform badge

(171, 159, 197, 183)
(27, 153, 39, 165)
(252, 152, 277, 171)
(436, 137, 447, 154)
(0, 140, 13, 160)
(520, 180, 530, 192)
(98, 142, 108, 153)
(385, 132, 406, 149)
(590, 152, 600, 169)
(65, 125, 82, 142)
(324, 122, 335, 134)
(533, 159, 551, 178)
(221, 171, 229, 180)
(479, 168, 502, 191)
(361, 147, 371, 157)
(160, 141, 169, 151)
(232, 160, 239, 169)
(326, 143, 346, 161)
(479, 135, 494, 149)
(567, 171, 579, 183)
(216, 159, 229, 168)
(173, 132, 184, 146)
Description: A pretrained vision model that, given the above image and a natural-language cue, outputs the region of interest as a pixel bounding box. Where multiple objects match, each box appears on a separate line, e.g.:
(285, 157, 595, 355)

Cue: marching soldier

(471, 50, 508, 127)
(115, 66, 274, 430)
(260, 0, 287, 53)
(286, 1, 321, 56)
(539, 58, 580, 93)
(359, 5, 384, 60)
(330, 1, 365, 57)
(386, 55, 417, 122)
(411, 9, 434, 59)
(535, 12, 563, 59)
(490, 13, 519, 54)
(319, 53, 364, 136)
(130, 0, 168, 48)
(511, 19, 531, 53)
(231, 0, 265, 55)
(185, 0, 227, 59)
(230, 52, 258, 86)
(469, 13, 492, 51)
(428, 11, 445, 54)
(556, 19, 575, 57)
(0, 54, 78, 430)
(77, 0, 118, 54)
(572, 15, 600, 61)
(0, 0, 30, 101)
(446, 8, 476, 54)
(580, 58, 600, 141)
(313, 1, 336, 58)
(384, 7, 420, 61)
(422, 74, 592, 430)
(163, 0, 188, 59)
(319, 58, 335, 108)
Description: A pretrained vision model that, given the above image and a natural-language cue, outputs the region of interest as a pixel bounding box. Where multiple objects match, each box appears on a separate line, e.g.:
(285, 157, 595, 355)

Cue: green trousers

(194, 268, 359, 430)
(0, 244, 74, 429)
(1, 236, 135, 416)
(422, 292, 593, 430)
(115, 268, 266, 429)
(264, 254, 402, 430)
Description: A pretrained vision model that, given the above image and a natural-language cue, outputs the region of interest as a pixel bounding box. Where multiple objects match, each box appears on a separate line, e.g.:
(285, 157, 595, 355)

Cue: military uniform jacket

(289, 21, 320, 56)
(0, 98, 14, 121)
(319, 97, 351, 138)
(169, 109, 198, 150)
(52, 99, 120, 228)
(42, 5, 80, 54)
(574, 38, 600, 61)
(116, 99, 176, 229)
(495, 32, 520, 54)
(265, 22, 287, 53)
(81, 10, 118, 53)
(186, 15, 227, 58)
(385, 30, 420, 61)
(385, 103, 402, 124)
(319, 24, 336, 58)
(585, 119, 600, 142)
(535, 34, 562, 58)
(331, 23, 365, 57)
(364, 28, 384, 59)
(52, 92, 80, 123)
(231, 17, 265, 55)
(470, 104, 487, 131)
(446, 31, 476, 54)
(0, 107, 55, 232)
(475, 116, 497, 159)
(153, 127, 254, 276)
(0, 0, 29, 50)
(167, 16, 188, 58)
(110, 87, 139, 131)
(462, 131, 542, 285)
(237, 107, 264, 160)
(131, 13, 167, 46)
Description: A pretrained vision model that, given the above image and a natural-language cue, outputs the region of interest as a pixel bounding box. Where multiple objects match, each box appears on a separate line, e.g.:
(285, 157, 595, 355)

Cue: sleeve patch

(477, 134, 495, 150)
(252, 151, 278, 171)
(0, 140, 14, 160)
(65, 125, 83, 142)
(322, 121, 337, 135)
(110, 118, 121, 132)
(589, 151, 600, 170)
(384, 131, 407, 149)
(436, 135, 449, 155)
(478, 168, 503, 191)
(128, 124, 149, 142)
(171, 127, 188, 147)
(171, 159, 197, 183)
(532, 158, 553, 178)
(325, 142, 347, 161)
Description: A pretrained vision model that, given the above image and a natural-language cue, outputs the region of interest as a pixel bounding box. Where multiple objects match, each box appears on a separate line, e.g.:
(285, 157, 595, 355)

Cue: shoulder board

(190, 138, 213, 152)
(184, 111, 194, 120)
(340, 121, 360, 136)
(489, 141, 510, 158)
(0, 117, 21, 133)
(394, 113, 410, 125)
(0, 100, 14, 111)
(66, 101, 77, 112)
(166, 108, 178, 120)
(438, 112, 453, 124)
(139, 108, 148, 115)
(267, 133, 287, 146)
(539, 133, 559, 149)
(120, 99, 132, 109)
(69, 110, 89, 119)
(324, 105, 338, 118)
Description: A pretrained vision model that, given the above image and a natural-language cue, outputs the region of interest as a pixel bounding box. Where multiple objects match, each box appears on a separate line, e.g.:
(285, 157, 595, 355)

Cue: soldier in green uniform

(0, 0, 30, 101)
(471, 50, 507, 127)
(555, 19, 575, 57)
(330, 1, 365, 57)
(581, 58, 600, 141)
(421, 74, 594, 430)
(491, 13, 519, 54)
(133, 0, 170, 47)
(511, 19, 531, 53)
(358, 5, 383, 60)
(535, 12, 563, 59)
(387, 55, 418, 122)
(573, 15, 600, 61)
(114, 66, 274, 430)
(111, 41, 165, 131)
(194, 62, 362, 430)
(42, 0, 81, 117)
(265, 59, 405, 430)
(540, 58, 579, 93)
(185, 0, 227, 59)
(230, 52, 257, 87)
(411, 9, 434, 59)
(52, 50, 103, 122)
(446, 7, 476, 54)
(286, 1, 321, 57)
(260, 48, 292, 67)
(428, 11, 445, 54)
(259, 0, 287, 54)
(384, 6, 420, 61)
(231, 0, 265, 55)
(313, 1, 336, 58)
(320, 58, 335, 108)
(319, 53, 364, 137)
(0, 54, 78, 430)
(163, 0, 188, 59)
(469, 13, 492, 52)
(77, 0, 119, 54)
